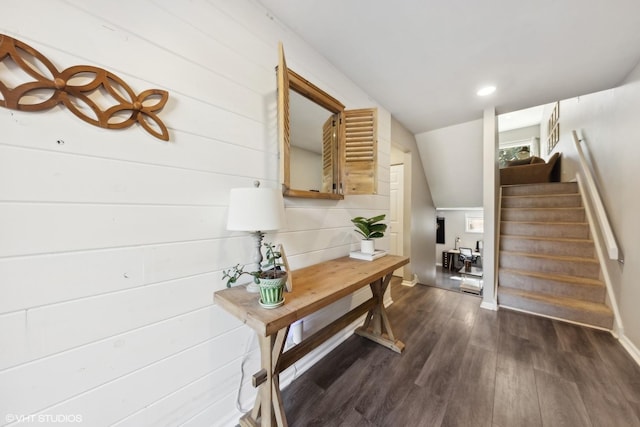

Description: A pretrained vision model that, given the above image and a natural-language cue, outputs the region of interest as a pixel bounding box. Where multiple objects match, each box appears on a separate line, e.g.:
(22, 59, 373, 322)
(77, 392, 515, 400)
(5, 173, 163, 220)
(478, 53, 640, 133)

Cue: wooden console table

(214, 255, 409, 427)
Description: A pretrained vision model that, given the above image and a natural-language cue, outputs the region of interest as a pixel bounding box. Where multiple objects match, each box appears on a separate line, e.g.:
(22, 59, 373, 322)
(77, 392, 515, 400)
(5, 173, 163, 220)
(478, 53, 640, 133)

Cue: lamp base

(246, 230, 264, 294)
(246, 282, 260, 293)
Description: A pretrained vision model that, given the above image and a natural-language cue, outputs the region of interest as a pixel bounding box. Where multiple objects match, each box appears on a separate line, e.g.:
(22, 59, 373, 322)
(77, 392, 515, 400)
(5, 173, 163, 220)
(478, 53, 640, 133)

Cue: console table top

(214, 255, 409, 336)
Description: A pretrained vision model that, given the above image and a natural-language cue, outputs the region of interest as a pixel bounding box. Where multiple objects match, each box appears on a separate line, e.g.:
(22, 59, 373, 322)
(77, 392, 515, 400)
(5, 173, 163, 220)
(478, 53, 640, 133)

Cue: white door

(390, 164, 404, 277)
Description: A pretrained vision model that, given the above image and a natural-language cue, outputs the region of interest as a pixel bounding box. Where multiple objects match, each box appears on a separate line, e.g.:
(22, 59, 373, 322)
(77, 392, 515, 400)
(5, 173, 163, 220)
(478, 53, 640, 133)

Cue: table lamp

(227, 181, 286, 292)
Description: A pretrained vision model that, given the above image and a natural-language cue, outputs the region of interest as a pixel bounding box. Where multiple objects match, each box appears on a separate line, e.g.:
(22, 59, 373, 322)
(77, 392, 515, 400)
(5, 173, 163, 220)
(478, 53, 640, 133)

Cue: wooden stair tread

(500, 235, 594, 244)
(502, 193, 579, 199)
(502, 207, 584, 211)
(500, 268, 604, 287)
(498, 287, 612, 315)
(500, 250, 599, 264)
(501, 220, 589, 226)
(501, 182, 576, 187)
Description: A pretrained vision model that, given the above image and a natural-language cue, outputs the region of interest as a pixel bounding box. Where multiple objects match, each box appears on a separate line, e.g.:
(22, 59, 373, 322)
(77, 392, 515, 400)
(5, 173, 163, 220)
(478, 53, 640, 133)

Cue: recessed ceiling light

(477, 86, 496, 96)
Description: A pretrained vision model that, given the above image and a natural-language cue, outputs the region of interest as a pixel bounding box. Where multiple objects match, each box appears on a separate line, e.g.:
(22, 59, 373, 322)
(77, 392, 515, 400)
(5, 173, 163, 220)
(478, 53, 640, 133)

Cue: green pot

(258, 275, 286, 306)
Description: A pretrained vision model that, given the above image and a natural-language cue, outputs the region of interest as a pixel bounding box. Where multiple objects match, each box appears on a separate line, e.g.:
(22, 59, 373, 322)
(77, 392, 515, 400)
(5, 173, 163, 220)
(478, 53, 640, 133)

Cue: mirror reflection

(289, 90, 338, 193)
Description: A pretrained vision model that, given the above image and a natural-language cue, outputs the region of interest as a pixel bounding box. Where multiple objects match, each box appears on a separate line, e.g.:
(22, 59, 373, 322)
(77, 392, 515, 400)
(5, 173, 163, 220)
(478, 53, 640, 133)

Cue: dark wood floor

(433, 267, 482, 294)
(282, 279, 640, 426)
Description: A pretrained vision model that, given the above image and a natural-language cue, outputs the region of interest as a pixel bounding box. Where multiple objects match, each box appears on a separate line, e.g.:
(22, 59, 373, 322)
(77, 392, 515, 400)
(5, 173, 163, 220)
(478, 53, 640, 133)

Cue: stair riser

(498, 270, 605, 303)
(497, 291, 613, 329)
(501, 222, 590, 239)
(502, 182, 579, 196)
(502, 195, 582, 208)
(500, 237, 595, 258)
(500, 253, 600, 279)
(501, 208, 585, 223)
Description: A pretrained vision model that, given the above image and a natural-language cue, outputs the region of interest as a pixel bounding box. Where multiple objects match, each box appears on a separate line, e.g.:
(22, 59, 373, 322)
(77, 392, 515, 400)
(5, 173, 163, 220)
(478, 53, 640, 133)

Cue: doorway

(434, 209, 484, 295)
(390, 163, 404, 277)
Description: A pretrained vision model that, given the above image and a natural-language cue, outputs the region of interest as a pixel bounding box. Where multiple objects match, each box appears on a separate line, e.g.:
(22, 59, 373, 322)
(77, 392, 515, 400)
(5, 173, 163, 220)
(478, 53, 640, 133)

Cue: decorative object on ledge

(546, 101, 559, 154)
(222, 242, 288, 309)
(351, 214, 387, 254)
(0, 33, 169, 141)
(225, 181, 287, 293)
(349, 249, 386, 261)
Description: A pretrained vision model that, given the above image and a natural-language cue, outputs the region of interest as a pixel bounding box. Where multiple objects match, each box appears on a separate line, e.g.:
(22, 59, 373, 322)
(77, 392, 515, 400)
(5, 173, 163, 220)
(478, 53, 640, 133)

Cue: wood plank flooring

(281, 279, 640, 426)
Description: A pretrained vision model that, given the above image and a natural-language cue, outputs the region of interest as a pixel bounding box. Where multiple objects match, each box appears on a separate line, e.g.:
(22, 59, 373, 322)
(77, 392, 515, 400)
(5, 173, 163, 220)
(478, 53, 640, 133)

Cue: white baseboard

(480, 300, 498, 311)
(619, 333, 640, 367)
(611, 321, 622, 339)
(401, 274, 418, 287)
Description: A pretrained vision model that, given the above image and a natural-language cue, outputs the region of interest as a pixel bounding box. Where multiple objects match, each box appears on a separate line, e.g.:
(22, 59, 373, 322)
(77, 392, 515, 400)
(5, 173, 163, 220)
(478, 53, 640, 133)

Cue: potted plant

(222, 243, 287, 308)
(351, 214, 387, 254)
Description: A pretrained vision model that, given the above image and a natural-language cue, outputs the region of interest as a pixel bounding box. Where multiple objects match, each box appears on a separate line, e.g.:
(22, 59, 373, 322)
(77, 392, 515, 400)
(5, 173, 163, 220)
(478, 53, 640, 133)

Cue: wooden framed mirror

(277, 43, 379, 199)
(277, 43, 345, 199)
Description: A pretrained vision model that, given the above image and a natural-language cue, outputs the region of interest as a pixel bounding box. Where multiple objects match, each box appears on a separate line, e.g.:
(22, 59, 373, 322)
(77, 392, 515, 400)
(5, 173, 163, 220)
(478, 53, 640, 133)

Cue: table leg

(354, 273, 405, 353)
(239, 327, 289, 427)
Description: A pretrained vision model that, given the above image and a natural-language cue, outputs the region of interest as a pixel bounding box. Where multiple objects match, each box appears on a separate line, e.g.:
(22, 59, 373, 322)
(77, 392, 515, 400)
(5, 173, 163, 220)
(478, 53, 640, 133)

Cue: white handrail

(576, 174, 623, 334)
(572, 130, 621, 262)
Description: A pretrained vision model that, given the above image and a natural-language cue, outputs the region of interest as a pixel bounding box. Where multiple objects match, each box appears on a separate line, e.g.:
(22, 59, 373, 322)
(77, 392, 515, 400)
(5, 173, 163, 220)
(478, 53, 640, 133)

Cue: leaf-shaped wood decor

(0, 34, 170, 141)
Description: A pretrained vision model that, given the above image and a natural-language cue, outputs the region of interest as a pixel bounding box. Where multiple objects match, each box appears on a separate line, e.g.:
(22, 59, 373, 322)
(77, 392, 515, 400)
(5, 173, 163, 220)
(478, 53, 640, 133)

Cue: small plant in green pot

(351, 214, 387, 254)
(222, 243, 287, 308)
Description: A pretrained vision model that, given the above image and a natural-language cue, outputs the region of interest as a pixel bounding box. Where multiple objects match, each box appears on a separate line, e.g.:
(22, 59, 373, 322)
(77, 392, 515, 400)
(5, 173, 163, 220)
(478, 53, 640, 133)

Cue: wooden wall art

(0, 34, 169, 141)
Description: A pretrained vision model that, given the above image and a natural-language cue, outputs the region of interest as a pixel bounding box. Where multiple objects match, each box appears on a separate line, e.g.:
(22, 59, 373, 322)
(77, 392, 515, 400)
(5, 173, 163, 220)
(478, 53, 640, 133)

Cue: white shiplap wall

(0, 1, 390, 426)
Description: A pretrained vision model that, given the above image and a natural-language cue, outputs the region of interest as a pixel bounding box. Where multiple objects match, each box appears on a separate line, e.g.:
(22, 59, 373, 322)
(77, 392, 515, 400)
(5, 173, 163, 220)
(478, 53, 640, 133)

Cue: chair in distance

(458, 247, 477, 272)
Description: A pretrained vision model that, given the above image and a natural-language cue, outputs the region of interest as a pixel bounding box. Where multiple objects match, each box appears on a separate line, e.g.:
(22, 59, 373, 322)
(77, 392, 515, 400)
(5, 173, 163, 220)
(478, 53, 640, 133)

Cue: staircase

(498, 182, 613, 329)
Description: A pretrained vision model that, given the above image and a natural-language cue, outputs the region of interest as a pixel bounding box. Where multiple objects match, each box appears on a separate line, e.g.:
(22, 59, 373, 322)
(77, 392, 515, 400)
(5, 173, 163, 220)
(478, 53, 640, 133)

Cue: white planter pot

(361, 239, 375, 254)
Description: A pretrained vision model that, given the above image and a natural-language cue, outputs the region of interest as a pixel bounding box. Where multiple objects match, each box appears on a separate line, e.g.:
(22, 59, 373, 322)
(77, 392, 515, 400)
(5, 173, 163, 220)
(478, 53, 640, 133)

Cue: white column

(481, 108, 498, 310)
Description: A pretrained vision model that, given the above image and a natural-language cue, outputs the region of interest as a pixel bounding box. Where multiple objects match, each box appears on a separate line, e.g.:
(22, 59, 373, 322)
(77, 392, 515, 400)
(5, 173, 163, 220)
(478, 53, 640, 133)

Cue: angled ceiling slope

(257, 0, 640, 134)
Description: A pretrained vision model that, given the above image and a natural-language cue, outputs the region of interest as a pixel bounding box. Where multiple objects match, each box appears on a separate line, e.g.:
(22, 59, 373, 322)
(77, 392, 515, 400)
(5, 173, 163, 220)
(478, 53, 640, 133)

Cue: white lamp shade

(227, 187, 286, 231)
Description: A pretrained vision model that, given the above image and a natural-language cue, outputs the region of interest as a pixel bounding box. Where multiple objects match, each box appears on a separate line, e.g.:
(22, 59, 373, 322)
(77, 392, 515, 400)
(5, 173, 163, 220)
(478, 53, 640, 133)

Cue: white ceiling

(256, 0, 640, 134)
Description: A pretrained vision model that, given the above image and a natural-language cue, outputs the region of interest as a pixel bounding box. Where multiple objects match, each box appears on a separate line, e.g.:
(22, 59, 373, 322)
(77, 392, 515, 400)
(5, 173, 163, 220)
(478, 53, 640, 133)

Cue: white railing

(572, 130, 622, 262)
